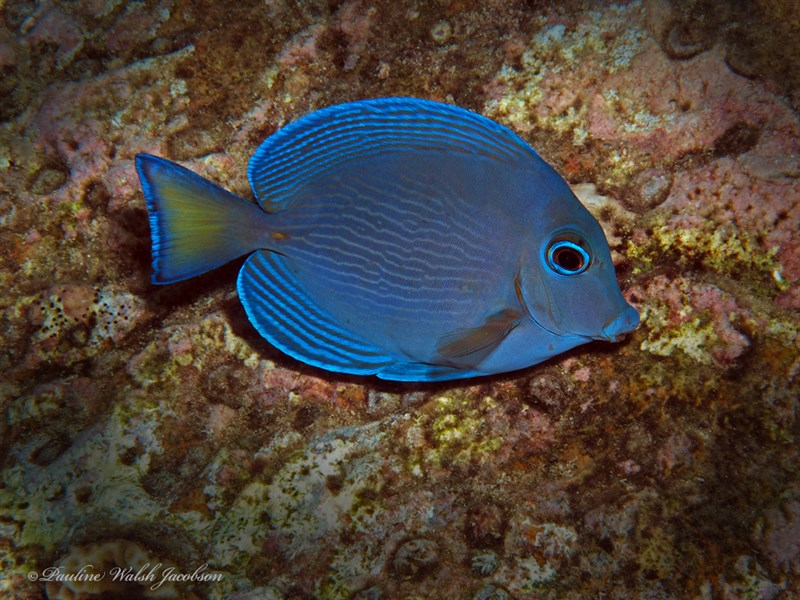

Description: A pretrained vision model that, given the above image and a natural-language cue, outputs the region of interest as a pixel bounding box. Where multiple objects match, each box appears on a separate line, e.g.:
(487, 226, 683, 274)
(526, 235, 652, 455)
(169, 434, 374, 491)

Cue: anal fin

(237, 250, 396, 376)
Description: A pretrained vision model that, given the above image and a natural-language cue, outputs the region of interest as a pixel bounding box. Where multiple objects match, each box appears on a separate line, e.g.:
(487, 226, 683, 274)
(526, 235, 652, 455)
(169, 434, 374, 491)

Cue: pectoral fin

(436, 308, 521, 368)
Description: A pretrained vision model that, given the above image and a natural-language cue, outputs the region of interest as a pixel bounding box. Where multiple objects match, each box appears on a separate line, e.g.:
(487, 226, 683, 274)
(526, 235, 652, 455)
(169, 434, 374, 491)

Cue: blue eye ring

(545, 237, 591, 276)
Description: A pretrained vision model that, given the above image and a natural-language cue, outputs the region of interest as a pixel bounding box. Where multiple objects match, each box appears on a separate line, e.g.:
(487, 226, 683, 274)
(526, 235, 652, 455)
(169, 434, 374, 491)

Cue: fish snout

(597, 304, 640, 342)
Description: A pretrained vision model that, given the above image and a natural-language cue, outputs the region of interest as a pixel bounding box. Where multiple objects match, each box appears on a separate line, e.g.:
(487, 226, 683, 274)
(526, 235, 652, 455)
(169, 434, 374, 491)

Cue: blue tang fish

(136, 98, 638, 382)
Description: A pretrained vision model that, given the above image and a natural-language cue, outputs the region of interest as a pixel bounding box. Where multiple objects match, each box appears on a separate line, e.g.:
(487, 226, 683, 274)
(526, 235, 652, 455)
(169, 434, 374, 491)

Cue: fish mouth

(595, 304, 640, 342)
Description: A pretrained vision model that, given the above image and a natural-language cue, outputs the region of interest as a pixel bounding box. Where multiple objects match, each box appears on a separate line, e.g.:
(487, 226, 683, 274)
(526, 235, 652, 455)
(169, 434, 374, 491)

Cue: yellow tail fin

(136, 154, 269, 284)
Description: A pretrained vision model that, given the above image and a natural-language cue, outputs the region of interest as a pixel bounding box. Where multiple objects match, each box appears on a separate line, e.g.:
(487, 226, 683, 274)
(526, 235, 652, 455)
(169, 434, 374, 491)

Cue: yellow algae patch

(406, 394, 503, 474)
(628, 215, 785, 293)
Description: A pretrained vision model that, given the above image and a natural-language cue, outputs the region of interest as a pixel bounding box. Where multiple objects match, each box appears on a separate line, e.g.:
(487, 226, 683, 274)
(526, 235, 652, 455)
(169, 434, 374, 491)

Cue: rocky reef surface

(1, 0, 799, 598)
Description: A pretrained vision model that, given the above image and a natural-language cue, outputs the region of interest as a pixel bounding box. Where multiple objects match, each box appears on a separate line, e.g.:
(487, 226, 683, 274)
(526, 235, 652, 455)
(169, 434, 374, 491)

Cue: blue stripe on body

(275, 160, 508, 312)
(269, 195, 511, 361)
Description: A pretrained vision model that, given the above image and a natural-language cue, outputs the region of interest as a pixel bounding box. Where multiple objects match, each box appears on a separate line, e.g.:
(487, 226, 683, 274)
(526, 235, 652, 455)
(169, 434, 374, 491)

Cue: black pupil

(553, 247, 583, 272)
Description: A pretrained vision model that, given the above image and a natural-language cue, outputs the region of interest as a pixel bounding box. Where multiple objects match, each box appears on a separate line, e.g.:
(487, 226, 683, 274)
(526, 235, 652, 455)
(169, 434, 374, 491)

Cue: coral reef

(0, 0, 798, 598)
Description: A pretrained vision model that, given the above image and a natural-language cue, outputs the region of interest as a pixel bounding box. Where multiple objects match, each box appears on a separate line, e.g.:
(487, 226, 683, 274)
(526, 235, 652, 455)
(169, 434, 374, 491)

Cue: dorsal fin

(247, 97, 539, 211)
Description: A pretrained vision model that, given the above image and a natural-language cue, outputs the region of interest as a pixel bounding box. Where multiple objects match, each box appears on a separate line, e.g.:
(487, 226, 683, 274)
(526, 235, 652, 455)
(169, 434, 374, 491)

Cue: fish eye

(545, 236, 591, 276)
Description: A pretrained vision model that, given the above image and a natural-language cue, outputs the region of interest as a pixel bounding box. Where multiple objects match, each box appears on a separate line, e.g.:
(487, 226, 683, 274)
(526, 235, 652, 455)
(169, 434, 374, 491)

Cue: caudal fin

(136, 154, 269, 284)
